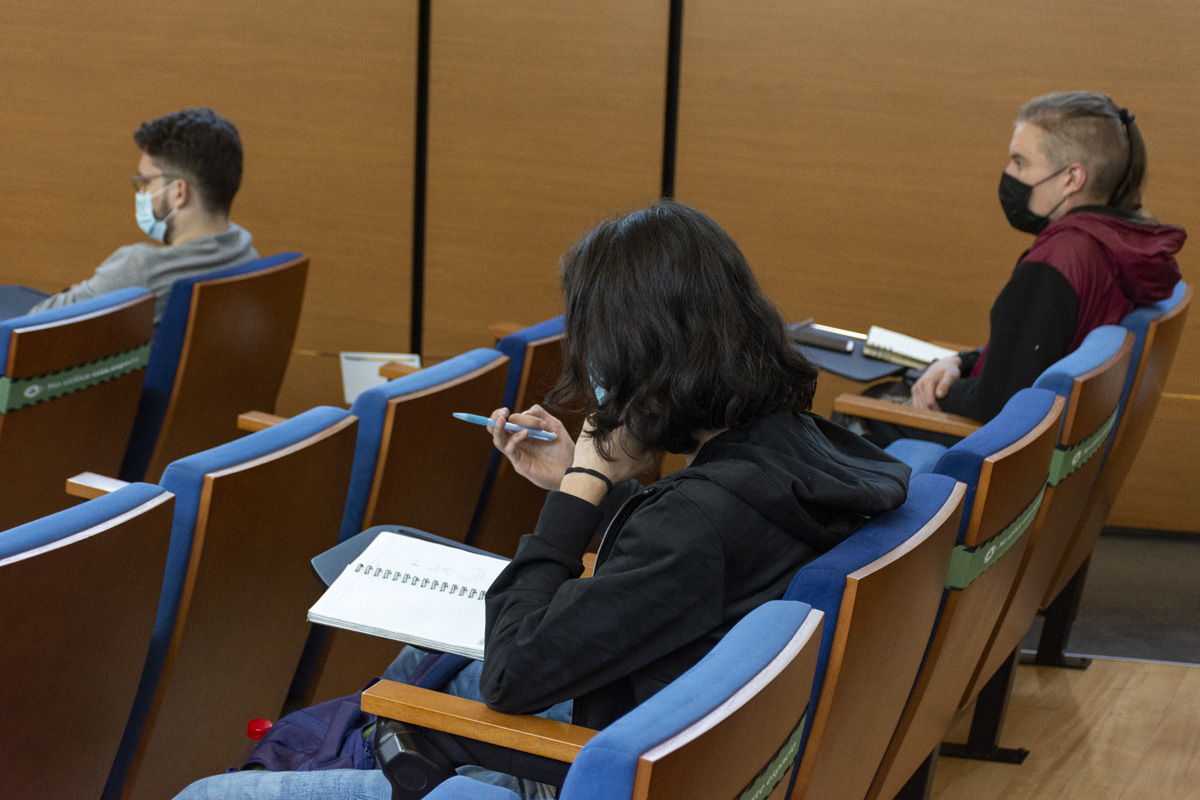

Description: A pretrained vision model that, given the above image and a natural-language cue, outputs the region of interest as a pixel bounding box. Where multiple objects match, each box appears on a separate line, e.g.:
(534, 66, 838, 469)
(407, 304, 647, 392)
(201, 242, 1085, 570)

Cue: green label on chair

(0, 343, 150, 413)
(945, 485, 1046, 591)
(735, 711, 807, 800)
(1047, 409, 1117, 487)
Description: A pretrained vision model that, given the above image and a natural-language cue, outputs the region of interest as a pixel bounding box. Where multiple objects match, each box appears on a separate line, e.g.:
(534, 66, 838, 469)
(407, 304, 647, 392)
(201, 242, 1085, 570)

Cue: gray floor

(1022, 528, 1200, 666)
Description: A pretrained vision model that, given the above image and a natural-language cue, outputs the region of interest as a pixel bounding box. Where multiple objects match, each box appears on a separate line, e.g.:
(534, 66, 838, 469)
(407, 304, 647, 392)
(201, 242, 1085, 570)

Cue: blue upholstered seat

(120, 251, 305, 482)
(887, 326, 1130, 476)
(0, 481, 166, 558)
(495, 316, 564, 409)
(105, 406, 354, 800)
(340, 348, 508, 542)
(1, 482, 173, 800)
(0, 286, 150, 372)
(0, 287, 155, 530)
(1111, 280, 1188, 445)
(468, 317, 568, 553)
(781, 472, 959, 759)
(421, 600, 820, 800)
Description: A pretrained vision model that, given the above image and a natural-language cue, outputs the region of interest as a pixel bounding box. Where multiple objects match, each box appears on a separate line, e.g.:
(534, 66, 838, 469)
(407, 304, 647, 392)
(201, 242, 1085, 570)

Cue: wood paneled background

(674, 0, 1199, 530)
(0, 0, 1194, 530)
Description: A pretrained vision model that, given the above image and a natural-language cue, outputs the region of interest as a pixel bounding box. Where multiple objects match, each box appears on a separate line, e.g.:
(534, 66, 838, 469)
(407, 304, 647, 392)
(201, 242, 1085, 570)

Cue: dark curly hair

(133, 108, 243, 215)
(548, 200, 818, 458)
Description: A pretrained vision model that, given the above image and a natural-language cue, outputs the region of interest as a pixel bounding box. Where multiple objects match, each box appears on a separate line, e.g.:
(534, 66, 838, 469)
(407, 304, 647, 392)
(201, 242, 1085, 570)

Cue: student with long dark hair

(174, 200, 909, 800)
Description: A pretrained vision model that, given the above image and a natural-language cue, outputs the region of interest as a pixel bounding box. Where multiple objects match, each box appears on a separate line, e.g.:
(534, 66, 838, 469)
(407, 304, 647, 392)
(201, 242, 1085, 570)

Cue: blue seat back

(0, 287, 151, 375)
(781, 473, 960, 759)
(1033, 325, 1131, 406)
(560, 601, 819, 800)
(0, 481, 167, 558)
(105, 406, 353, 799)
(1, 482, 172, 800)
(495, 316, 564, 410)
(341, 348, 508, 542)
(120, 251, 304, 481)
(932, 387, 1060, 541)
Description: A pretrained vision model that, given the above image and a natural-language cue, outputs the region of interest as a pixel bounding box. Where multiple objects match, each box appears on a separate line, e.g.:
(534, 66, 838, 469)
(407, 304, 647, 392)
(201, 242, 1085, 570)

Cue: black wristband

(564, 467, 614, 493)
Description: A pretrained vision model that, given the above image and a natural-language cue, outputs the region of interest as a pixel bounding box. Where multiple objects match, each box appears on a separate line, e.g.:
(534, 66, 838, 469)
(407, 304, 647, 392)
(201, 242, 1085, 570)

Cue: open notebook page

(308, 531, 509, 660)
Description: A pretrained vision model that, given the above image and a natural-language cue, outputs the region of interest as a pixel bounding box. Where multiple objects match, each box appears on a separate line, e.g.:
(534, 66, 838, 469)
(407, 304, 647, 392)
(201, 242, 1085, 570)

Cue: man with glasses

(15, 107, 257, 323)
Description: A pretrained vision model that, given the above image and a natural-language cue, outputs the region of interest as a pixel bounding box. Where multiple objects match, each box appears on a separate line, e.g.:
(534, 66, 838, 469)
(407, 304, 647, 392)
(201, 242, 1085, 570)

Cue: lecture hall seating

(784, 473, 965, 800)
(0, 287, 154, 530)
(120, 252, 308, 483)
(866, 388, 1063, 800)
(362, 600, 825, 800)
(0, 483, 174, 800)
(73, 407, 358, 800)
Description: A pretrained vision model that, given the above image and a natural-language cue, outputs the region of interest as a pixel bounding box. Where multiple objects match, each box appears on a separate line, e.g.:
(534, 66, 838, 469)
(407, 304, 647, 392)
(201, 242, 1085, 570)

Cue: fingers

(910, 376, 934, 410)
(934, 371, 956, 399)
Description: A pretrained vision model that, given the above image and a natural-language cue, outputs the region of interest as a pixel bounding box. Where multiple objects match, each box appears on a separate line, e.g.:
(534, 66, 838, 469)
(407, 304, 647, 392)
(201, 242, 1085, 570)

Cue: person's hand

(560, 420, 658, 505)
(489, 405, 575, 491)
(911, 355, 962, 411)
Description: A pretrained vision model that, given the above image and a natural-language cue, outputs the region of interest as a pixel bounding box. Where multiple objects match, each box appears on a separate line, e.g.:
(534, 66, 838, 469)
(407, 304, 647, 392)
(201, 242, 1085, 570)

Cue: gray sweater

(31, 223, 258, 324)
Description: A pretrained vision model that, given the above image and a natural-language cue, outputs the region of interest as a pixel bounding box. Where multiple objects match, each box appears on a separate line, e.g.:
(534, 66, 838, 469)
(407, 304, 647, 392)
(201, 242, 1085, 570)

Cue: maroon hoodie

(1017, 207, 1185, 353)
(942, 206, 1185, 423)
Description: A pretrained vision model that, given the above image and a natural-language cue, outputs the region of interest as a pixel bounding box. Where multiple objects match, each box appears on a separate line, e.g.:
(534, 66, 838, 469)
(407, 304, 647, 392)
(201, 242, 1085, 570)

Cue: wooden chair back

(615, 604, 823, 800)
(868, 389, 1063, 800)
(113, 408, 356, 800)
(965, 327, 1131, 700)
(470, 326, 584, 556)
(789, 476, 965, 800)
(359, 352, 510, 540)
(0, 290, 155, 530)
(1043, 283, 1192, 605)
(122, 253, 308, 483)
(305, 349, 511, 704)
(0, 485, 174, 800)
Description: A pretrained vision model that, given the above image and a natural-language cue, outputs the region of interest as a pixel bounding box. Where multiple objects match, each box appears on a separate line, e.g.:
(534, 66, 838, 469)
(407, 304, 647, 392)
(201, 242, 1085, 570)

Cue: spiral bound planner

(308, 531, 509, 659)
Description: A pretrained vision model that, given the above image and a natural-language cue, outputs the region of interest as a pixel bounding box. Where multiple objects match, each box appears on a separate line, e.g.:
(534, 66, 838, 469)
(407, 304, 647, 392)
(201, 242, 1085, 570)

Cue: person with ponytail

(901, 92, 1186, 431)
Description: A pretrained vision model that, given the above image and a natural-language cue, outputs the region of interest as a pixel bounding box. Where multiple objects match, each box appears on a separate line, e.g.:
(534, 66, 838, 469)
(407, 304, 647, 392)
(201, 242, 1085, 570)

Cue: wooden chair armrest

(581, 552, 596, 578)
(67, 472, 131, 499)
(379, 361, 422, 380)
(487, 322, 526, 342)
(237, 411, 288, 433)
(361, 680, 597, 764)
(832, 394, 982, 439)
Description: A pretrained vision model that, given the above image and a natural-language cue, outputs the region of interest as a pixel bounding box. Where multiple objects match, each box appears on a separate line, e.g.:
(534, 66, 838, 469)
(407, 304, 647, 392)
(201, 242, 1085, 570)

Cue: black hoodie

(479, 409, 910, 729)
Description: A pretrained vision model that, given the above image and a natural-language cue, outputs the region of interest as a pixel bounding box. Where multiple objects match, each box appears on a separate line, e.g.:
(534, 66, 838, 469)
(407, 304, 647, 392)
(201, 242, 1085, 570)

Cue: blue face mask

(590, 374, 608, 405)
(135, 181, 178, 242)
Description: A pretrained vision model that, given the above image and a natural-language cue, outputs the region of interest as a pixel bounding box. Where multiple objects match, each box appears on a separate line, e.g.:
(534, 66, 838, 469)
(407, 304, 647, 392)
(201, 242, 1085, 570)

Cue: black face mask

(998, 167, 1069, 234)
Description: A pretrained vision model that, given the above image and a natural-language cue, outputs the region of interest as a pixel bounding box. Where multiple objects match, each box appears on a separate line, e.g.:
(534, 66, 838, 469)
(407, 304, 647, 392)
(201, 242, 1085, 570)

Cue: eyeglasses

(130, 173, 178, 193)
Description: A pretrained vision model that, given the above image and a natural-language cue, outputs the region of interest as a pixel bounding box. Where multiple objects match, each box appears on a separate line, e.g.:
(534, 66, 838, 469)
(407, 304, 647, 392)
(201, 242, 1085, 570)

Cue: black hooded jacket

(478, 409, 910, 729)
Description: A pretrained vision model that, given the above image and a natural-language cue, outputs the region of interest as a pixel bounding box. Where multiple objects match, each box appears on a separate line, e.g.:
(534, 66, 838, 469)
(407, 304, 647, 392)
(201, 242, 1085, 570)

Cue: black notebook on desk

(788, 322, 906, 382)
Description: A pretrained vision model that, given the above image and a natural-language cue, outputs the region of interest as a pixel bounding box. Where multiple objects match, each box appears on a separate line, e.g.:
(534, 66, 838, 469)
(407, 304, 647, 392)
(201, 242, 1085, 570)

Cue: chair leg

(939, 648, 1029, 764)
(894, 745, 939, 800)
(1022, 563, 1093, 670)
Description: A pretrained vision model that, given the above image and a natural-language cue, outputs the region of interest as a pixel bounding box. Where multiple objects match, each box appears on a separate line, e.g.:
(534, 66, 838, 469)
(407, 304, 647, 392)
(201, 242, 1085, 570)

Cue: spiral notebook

(307, 531, 509, 660)
(862, 326, 957, 370)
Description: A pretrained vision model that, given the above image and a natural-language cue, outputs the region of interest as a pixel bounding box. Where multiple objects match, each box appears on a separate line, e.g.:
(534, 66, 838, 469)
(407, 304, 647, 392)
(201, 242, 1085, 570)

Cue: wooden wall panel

(422, 1, 668, 361)
(0, 0, 417, 417)
(676, 0, 1200, 530)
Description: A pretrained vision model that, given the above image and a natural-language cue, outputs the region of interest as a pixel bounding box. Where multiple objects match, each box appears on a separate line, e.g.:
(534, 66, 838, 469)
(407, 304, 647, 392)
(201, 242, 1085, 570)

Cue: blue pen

(453, 412, 557, 441)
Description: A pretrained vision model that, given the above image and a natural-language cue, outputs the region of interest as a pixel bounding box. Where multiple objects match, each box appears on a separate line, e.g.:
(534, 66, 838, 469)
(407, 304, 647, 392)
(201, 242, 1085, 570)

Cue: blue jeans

(173, 647, 571, 800)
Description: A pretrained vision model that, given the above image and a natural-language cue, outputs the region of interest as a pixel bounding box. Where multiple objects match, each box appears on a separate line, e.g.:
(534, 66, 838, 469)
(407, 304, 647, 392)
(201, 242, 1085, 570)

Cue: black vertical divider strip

(410, 0, 432, 356)
(661, 0, 684, 199)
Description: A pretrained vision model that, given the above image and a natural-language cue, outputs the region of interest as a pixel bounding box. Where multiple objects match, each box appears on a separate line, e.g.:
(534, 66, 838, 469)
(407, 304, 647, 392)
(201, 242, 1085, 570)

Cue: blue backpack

(235, 653, 473, 772)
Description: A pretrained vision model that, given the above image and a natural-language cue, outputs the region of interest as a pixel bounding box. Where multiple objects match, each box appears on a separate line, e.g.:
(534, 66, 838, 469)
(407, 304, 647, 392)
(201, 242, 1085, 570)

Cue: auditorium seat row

(0, 281, 1188, 799)
(0, 252, 308, 531)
